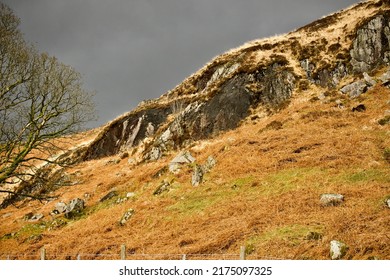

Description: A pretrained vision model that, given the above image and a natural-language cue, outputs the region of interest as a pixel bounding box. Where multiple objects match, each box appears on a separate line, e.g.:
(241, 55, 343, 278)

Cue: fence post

(40, 247, 46, 260)
(240, 246, 246, 260)
(120, 244, 126, 260)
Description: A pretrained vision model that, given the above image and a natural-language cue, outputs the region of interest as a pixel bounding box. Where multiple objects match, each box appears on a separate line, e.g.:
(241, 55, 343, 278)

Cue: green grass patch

(166, 187, 236, 216)
(339, 169, 390, 185)
(247, 224, 324, 248)
(255, 168, 325, 196)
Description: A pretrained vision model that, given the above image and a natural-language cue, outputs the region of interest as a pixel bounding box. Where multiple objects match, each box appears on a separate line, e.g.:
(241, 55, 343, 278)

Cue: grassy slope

(0, 83, 389, 260)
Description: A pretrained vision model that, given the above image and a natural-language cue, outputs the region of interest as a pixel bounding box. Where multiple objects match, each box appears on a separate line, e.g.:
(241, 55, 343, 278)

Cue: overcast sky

(3, 0, 359, 128)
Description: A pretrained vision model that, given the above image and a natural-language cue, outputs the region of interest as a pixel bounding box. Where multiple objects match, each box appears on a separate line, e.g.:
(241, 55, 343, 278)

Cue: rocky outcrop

(350, 13, 390, 73)
(49, 1, 390, 166)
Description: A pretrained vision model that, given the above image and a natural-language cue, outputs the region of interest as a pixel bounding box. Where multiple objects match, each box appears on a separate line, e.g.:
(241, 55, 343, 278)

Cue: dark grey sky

(3, 0, 359, 128)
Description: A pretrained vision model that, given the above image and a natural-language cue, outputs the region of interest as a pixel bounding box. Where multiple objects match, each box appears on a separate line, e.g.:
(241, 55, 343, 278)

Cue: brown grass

(0, 84, 389, 260)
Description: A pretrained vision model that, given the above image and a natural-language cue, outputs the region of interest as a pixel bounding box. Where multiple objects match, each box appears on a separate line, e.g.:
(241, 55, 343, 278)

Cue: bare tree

(0, 3, 95, 202)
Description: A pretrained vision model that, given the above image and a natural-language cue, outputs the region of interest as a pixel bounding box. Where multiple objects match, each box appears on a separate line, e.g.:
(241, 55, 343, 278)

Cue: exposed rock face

(350, 14, 390, 73)
(42, 2, 390, 166)
(85, 106, 173, 160)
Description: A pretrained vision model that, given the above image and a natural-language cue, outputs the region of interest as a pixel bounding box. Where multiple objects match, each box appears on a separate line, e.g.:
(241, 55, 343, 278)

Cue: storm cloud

(2, 0, 359, 127)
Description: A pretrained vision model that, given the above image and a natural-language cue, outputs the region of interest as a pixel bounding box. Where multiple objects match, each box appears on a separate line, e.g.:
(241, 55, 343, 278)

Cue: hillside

(0, 0, 389, 260)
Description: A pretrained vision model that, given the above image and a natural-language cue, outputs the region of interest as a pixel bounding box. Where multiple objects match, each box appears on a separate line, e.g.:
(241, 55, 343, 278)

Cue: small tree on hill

(0, 3, 95, 202)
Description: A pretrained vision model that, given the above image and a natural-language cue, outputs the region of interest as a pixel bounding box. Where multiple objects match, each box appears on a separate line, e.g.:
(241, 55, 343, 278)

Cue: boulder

(320, 194, 344, 206)
(99, 190, 118, 202)
(153, 180, 172, 196)
(120, 208, 135, 226)
(126, 192, 136, 198)
(64, 198, 85, 219)
(330, 240, 348, 260)
(363, 72, 377, 86)
(52, 202, 67, 215)
(29, 213, 44, 222)
(202, 156, 217, 173)
(169, 151, 196, 174)
(191, 164, 204, 187)
(340, 80, 367, 98)
(386, 198, 390, 208)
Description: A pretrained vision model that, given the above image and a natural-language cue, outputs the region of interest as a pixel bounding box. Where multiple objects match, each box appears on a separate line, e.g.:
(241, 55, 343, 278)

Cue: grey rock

(126, 192, 136, 198)
(54, 202, 67, 214)
(386, 198, 390, 208)
(64, 198, 85, 219)
(153, 180, 172, 196)
(203, 156, 217, 173)
(119, 208, 135, 226)
(330, 240, 348, 260)
(29, 213, 44, 222)
(169, 151, 196, 174)
(380, 71, 390, 83)
(350, 15, 390, 73)
(99, 190, 118, 202)
(191, 164, 204, 187)
(340, 80, 367, 98)
(363, 72, 377, 86)
(320, 194, 344, 207)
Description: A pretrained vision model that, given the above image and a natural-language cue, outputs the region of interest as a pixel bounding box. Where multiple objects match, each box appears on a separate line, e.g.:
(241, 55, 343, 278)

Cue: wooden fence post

(120, 244, 126, 260)
(240, 246, 246, 260)
(40, 247, 46, 260)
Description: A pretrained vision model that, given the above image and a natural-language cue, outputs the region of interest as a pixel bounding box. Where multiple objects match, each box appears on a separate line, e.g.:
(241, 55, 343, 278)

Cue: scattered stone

(127, 158, 136, 165)
(29, 213, 44, 222)
(203, 156, 217, 173)
(105, 158, 120, 165)
(352, 104, 366, 112)
(340, 80, 367, 98)
(169, 151, 196, 174)
(64, 198, 85, 219)
(126, 192, 136, 198)
(54, 202, 67, 214)
(119, 208, 135, 226)
(99, 190, 118, 202)
(385, 198, 390, 208)
(330, 240, 348, 260)
(363, 72, 377, 86)
(380, 70, 390, 83)
(153, 180, 172, 195)
(191, 164, 204, 187)
(320, 194, 344, 207)
(378, 115, 390, 126)
(335, 99, 344, 109)
(84, 193, 92, 200)
(116, 197, 128, 204)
